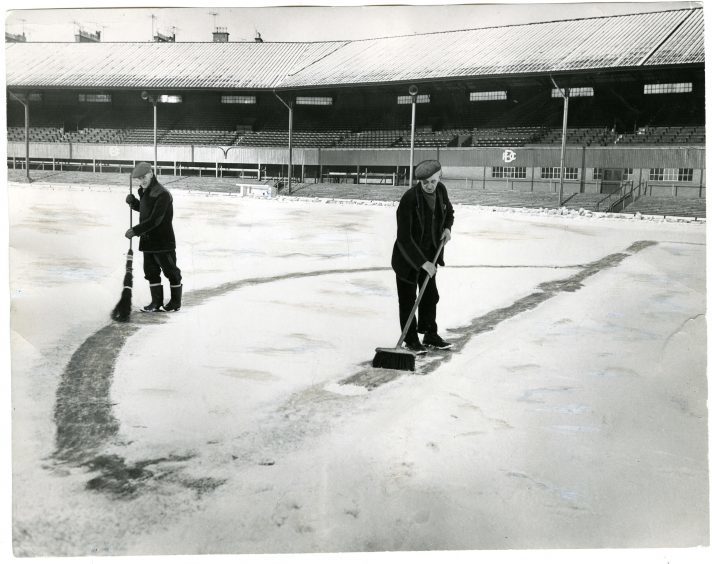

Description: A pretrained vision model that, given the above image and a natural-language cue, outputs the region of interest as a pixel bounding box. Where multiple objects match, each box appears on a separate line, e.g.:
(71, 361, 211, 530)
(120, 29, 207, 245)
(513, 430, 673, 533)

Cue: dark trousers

(143, 251, 182, 286)
(396, 270, 439, 343)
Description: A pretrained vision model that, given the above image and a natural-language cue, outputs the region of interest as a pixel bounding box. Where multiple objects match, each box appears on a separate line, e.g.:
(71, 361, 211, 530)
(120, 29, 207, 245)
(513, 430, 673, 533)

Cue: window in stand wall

(551, 87, 594, 98)
(78, 93, 112, 103)
(541, 167, 579, 180)
(296, 96, 333, 106)
(470, 91, 507, 101)
(594, 168, 634, 180)
(644, 83, 693, 95)
(492, 166, 526, 178)
(650, 168, 693, 181)
(397, 94, 431, 104)
(221, 95, 257, 104)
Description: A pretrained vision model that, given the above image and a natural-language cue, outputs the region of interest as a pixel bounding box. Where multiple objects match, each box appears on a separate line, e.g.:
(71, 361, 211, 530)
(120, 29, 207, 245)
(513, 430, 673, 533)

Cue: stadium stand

(5, 7, 705, 217)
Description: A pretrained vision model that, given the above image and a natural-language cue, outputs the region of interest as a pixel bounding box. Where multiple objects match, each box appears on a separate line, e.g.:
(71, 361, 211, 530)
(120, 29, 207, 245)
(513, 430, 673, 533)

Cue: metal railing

(596, 180, 634, 212)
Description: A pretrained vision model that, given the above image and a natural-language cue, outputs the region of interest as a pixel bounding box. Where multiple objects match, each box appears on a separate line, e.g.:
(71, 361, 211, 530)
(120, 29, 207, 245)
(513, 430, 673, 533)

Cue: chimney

(212, 27, 229, 42)
(5, 31, 26, 42)
(75, 28, 101, 42)
(154, 30, 176, 42)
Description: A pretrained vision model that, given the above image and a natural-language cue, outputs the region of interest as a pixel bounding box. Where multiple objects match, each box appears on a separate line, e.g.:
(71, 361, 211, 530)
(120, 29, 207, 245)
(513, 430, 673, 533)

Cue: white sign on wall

(502, 149, 516, 163)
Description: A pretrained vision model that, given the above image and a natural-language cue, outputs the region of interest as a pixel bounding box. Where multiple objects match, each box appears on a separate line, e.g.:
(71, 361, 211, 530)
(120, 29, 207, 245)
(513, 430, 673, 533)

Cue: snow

(5, 181, 709, 563)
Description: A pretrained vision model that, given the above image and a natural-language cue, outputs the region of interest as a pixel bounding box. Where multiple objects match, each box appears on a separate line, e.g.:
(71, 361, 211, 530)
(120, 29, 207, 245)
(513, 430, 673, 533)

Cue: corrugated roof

(4, 8, 703, 90)
(284, 8, 703, 87)
(5, 41, 346, 89)
(644, 8, 705, 65)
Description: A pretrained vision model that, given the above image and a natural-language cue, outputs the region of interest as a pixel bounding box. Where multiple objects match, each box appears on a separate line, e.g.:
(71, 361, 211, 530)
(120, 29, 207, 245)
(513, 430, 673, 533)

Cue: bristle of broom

(372, 347, 416, 371)
(111, 288, 132, 322)
(111, 270, 133, 322)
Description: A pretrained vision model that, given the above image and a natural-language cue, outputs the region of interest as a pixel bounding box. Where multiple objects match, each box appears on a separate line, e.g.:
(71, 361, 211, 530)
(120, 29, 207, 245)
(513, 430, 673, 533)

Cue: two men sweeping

(118, 158, 452, 370)
(125, 162, 183, 313)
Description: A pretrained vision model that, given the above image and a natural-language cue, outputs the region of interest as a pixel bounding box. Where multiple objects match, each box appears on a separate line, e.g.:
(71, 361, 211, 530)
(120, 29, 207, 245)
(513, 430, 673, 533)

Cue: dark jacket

(128, 177, 176, 252)
(391, 182, 454, 284)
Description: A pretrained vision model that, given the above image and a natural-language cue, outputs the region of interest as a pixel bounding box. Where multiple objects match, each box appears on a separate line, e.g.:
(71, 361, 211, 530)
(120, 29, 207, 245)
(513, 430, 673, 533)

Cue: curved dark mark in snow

(54, 323, 140, 464)
(340, 241, 658, 389)
(52, 241, 656, 494)
(83, 453, 201, 499)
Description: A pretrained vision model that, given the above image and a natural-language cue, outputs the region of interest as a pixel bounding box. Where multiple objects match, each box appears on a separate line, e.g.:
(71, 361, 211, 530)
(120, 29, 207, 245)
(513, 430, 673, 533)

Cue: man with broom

(124, 161, 182, 313)
(390, 159, 454, 354)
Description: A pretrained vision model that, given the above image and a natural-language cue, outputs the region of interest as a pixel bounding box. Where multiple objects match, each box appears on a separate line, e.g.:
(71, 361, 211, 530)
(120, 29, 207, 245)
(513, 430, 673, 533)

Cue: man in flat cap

(390, 159, 454, 353)
(125, 162, 183, 312)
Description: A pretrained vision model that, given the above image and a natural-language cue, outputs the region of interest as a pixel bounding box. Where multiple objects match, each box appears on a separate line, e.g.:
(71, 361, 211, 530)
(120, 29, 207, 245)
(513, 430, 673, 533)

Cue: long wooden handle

(128, 173, 133, 252)
(395, 238, 446, 349)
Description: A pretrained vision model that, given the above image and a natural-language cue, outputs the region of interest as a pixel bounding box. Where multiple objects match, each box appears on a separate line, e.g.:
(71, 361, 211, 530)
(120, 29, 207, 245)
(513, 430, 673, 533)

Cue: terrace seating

(471, 126, 545, 147)
(64, 127, 127, 143)
(442, 188, 566, 209)
(392, 130, 459, 148)
(534, 126, 617, 146)
(625, 195, 706, 218)
(336, 129, 406, 148)
(615, 125, 705, 146)
(238, 129, 349, 148)
(159, 129, 240, 145)
(7, 126, 65, 143)
(561, 193, 612, 211)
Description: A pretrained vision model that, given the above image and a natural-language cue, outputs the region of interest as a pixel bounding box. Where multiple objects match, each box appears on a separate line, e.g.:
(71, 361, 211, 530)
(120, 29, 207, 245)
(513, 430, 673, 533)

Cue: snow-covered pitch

(7, 181, 708, 558)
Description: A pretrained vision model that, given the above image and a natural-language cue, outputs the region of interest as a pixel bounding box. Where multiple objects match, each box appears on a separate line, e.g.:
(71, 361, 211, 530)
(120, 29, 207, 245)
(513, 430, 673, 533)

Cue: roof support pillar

(274, 91, 294, 194)
(9, 91, 32, 183)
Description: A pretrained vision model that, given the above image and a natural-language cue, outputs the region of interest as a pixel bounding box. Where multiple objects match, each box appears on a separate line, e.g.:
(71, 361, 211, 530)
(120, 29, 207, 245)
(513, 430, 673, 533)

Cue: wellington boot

(141, 284, 164, 312)
(164, 284, 182, 312)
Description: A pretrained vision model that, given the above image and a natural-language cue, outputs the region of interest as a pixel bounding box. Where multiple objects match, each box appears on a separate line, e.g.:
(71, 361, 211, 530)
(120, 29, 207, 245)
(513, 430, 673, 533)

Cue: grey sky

(5, 1, 699, 43)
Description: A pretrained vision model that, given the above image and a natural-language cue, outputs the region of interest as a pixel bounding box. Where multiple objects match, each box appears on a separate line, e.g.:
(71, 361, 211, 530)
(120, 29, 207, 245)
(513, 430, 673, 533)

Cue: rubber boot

(141, 284, 164, 312)
(164, 284, 182, 312)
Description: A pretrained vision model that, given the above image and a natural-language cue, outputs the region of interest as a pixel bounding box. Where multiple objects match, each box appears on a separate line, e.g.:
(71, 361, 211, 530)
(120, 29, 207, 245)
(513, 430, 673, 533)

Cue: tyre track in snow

(51, 242, 656, 496)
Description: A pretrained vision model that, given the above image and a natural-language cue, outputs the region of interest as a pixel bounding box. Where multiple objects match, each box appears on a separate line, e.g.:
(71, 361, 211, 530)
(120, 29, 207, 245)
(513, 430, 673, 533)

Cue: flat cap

(414, 159, 442, 180)
(131, 161, 153, 178)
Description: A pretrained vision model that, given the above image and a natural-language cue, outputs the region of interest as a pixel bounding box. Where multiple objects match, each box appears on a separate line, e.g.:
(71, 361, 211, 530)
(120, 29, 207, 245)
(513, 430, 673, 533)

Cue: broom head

(111, 250, 133, 322)
(372, 347, 416, 371)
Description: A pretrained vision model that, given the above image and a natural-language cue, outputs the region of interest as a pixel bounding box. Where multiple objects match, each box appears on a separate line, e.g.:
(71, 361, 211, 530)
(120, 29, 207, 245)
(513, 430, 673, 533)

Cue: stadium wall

(7, 142, 705, 197)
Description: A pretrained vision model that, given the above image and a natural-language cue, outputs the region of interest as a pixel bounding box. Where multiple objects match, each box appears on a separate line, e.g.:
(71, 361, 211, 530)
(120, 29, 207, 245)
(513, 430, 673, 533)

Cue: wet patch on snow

(323, 383, 368, 396)
(32, 260, 108, 285)
(82, 452, 201, 499)
(505, 364, 541, 373)
(53, 323, 137, 464)
(518, 387, 574, 404)
(535, 404, 591, 415)
(550, 425, 600, 434)
(20, 205, 108, 232)
(216, 367, 276, 381)
(506, 471, 586, 510)
(180, 476, 228, 499)
(589, 366, 640, 379)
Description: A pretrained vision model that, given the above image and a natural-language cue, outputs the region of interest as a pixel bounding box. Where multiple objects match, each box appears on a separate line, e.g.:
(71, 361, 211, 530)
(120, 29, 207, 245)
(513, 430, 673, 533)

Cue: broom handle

(128, 174, 133, 252)
(395, 238, 446, 349)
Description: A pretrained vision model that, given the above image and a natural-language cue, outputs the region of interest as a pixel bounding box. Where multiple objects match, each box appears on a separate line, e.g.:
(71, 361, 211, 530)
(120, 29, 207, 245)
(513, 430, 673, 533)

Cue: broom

(111, 174, 134, 322)
(372, 239, 446, 371)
